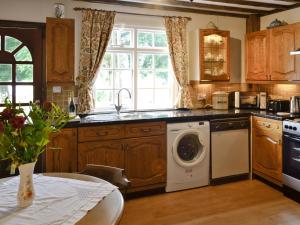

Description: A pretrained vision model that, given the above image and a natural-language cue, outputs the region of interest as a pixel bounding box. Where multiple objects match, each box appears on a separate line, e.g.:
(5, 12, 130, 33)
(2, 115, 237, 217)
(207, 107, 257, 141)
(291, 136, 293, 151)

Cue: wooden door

(46, 128, 78, 173)
(246, 30, 269, 81)
(46, 18, 74, 83)
(124, 135, 166, 188)
(78, 140, 124, 172)
(252, 129, 282, 183)
(269, 24, 300, 80)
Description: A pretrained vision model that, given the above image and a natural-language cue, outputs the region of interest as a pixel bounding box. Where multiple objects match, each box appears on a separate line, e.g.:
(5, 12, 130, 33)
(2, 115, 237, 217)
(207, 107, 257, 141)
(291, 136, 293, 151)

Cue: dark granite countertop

(64, 109, 298, 128)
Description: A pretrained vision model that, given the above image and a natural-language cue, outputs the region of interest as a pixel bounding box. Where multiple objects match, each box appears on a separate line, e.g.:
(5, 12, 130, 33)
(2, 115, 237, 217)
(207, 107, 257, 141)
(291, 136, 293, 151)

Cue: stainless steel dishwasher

(210, 117, 250, 184)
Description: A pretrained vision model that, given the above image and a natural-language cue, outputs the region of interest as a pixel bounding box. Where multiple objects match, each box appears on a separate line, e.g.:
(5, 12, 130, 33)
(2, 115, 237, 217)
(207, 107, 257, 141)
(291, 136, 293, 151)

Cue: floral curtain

(164, 16, 193, 109)
(77, 9, 116, 113)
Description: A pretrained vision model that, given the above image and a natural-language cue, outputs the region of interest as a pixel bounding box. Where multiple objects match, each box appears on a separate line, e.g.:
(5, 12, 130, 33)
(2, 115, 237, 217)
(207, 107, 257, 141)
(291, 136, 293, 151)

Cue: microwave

(229, 91, 266, 109)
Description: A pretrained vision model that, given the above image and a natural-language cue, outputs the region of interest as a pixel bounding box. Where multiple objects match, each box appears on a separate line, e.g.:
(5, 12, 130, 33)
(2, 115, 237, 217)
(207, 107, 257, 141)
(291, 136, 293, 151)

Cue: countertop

(65, 109, 297, 128)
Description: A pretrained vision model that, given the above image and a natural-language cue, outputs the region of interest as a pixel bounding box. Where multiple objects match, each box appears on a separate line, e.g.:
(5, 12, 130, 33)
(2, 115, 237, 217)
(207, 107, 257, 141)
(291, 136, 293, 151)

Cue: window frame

(0, 20, 45, 107)
(94, 25, 176, 112)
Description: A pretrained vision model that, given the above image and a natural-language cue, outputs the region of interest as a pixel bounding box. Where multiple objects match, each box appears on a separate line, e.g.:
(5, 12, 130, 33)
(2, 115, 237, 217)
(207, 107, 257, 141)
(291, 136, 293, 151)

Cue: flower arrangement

(0, 99, 70, 173)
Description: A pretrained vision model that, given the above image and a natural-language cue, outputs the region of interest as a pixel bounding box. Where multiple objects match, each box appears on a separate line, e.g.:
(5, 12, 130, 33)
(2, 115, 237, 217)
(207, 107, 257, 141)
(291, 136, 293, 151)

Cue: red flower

(1, 108, 14, 120)
(9, 116, 26, 129)
(43, 102, 52, 112)
(0, 121, 4, 133)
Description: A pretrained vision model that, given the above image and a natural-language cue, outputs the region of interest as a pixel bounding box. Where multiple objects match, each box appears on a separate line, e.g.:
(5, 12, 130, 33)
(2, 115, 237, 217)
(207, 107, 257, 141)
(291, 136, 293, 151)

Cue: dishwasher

(210, 117, 250, 184)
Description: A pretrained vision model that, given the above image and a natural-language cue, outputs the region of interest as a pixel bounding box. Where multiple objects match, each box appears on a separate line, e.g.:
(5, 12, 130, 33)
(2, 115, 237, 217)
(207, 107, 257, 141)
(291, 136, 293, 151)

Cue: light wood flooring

(119, 180, 300, 225)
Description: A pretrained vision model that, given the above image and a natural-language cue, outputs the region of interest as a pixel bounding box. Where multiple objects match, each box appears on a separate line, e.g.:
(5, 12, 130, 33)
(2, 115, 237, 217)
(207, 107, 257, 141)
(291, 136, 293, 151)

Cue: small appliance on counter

(212, 91, 229, 110)
(228, 91, 264, 109)
(267, 99, 290, 113)
(259, 92, 267, 110)
(290, 96, 300, 114)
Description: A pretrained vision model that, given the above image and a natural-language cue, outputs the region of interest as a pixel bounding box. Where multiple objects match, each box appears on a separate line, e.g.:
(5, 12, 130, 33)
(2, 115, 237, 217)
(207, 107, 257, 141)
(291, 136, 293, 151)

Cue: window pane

(115, 70, 132, 89)
(0, 64, 12, 82)
(137, 31, 153, 48)
(102, 53, 113, 69)
(16, 85, 33, 103)
(120, 30, 132, 47)
(114, 53, 131, 69)
(138, 70, 154, 88)
(16, 64, 33, 82)
(0, 85, 12, 103)
(155, 54, 169, 69)
(138, 54, 153, 69)
(5, 36, 22, 53)
(154, 32, 168, 48)
(14, 46, 32, 61)
(155, 71, 169, 88)
(95, 90, 113, 107)
(155, 89, 171, 108)
(94, 70, 113, 89)
(137, 89, 154, 109)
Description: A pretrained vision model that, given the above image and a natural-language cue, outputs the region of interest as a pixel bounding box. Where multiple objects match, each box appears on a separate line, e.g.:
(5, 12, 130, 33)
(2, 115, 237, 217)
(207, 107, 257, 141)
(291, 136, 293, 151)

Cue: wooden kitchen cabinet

(46, 128, 78, 173)
(246, 30, 269, 81)
(246, 22, 300, 81)
(252, 116, 282, 185)
(124, 135, 166, 190)
(199, 29, 230, 81)
(77, 122, 167, 192)
(46, 18, 74, 83)
(78, 140, 124, 172)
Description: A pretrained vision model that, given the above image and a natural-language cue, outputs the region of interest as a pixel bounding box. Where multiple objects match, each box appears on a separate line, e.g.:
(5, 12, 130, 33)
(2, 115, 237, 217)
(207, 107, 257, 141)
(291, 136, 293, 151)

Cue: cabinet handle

(96, 131, 108, 136)
(265, 124, 271, 128)
(141, 128, 151, 132)
(266, 136, 278, 145)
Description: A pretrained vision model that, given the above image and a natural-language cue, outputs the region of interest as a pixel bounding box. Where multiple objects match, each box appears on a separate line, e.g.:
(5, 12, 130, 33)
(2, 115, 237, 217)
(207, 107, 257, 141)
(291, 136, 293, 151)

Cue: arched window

(0, 21, 44, 110)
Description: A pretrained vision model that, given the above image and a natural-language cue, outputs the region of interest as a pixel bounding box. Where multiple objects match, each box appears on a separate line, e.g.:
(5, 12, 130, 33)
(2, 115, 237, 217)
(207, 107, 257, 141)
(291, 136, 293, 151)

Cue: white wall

(0, 0, 246, 82)
(261, 7, 300, 30)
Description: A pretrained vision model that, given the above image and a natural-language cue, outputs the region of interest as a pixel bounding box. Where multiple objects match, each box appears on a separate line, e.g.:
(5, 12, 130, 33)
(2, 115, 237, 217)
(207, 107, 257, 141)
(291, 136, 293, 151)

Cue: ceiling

(76, 0, 300, 18)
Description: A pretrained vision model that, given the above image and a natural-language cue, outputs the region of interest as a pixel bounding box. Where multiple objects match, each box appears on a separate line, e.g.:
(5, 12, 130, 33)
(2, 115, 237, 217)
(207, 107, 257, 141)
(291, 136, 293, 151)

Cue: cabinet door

(252, 130, 282, 183)
(124, 135, 166, 188)
(46, 128, 78, 173)
(46, 17, 74, 83)
(246, 30, 269, 81)
(269, 24, 299, 80)
(78, 140, 124, 172)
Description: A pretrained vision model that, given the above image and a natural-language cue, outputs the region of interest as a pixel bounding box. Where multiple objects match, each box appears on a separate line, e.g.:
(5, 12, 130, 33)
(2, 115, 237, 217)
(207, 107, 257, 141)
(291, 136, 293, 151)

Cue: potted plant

(0, 99, 71, 207)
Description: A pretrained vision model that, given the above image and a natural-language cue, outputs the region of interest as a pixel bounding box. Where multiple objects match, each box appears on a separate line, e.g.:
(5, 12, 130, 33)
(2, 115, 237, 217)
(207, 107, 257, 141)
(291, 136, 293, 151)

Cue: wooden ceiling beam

(197, 0, 289, 9)
(74, 0, 250, 18)
(263, 2, 300, 16)
(143, 0, 270, 14)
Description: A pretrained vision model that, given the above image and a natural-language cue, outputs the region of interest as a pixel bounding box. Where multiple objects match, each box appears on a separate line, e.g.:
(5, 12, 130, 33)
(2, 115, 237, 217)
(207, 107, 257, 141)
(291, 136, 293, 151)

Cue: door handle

(266, 137, 279, 145)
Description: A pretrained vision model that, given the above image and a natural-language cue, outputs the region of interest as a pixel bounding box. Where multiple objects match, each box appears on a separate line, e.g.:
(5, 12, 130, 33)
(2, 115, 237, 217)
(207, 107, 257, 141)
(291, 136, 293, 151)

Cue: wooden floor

(119, 180, 300, 225)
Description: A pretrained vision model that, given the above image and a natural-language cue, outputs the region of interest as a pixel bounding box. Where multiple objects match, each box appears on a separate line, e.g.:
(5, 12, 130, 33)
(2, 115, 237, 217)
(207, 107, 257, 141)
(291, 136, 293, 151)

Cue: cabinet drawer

(252, 116, 282, 135)
(78, 125, 125, 142)
(125, 122, 166, 138)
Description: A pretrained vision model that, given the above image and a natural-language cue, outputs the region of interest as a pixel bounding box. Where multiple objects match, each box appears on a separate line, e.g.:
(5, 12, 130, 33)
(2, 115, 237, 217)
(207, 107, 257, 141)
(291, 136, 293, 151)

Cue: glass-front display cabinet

(199, 29, 230, 81)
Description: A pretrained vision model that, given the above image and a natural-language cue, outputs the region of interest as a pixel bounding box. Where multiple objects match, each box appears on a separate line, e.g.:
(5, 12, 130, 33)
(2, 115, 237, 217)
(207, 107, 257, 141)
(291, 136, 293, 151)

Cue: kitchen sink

(81, 111, 156, 122)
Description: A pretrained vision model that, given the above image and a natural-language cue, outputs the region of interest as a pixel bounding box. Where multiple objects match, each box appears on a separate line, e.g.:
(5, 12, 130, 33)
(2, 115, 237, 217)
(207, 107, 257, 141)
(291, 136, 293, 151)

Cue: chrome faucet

(115, 88, 132, 114)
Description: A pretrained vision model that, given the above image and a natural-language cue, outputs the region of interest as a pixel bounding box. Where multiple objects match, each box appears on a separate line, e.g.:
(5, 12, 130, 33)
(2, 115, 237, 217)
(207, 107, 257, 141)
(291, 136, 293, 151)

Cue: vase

(17, 162, 36, 207)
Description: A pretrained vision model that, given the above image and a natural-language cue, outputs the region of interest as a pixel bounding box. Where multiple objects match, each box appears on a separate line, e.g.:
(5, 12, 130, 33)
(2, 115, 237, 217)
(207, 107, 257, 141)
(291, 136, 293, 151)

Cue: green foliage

(154, 33, 167, 47)
(16, 64, 33, 82)
(138, 32, 153, 47)
(0, 99, 71, 172)
(0, 64, 12, 82)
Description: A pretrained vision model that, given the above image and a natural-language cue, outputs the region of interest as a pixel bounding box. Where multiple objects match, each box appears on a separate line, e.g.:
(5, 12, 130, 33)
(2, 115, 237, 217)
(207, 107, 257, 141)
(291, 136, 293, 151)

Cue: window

(0, 21, 44, 110)
(93, 27, 176, 112)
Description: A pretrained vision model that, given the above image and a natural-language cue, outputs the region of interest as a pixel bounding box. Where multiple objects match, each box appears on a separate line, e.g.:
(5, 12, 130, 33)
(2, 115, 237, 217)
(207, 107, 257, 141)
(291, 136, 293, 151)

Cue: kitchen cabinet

(46, 128, 78, 173)
(246, 30, 269, 81)
(246, 22, 300, 81)
(78, 122, 166, 192)
(252, 116, 282, 185)
(46, 18, 74, 83)
(199, 29, 230, 81)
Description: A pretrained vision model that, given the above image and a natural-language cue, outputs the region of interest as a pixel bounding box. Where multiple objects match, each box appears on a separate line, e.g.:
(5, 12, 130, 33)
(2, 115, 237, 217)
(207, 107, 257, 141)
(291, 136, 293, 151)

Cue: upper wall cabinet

(246, 30, 269, 81)
(46, 18, 75, 83)
(199, 29, 230, 81)
(246, 23, 300, 81)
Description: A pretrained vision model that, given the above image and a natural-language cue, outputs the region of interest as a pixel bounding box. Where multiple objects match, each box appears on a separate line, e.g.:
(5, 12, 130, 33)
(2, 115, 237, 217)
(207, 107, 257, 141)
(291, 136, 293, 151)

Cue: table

(1, 173, 124, 225)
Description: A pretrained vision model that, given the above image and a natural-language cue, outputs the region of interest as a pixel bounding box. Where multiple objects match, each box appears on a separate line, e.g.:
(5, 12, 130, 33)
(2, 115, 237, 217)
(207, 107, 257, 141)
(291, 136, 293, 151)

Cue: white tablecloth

(0, 174, 117, 225)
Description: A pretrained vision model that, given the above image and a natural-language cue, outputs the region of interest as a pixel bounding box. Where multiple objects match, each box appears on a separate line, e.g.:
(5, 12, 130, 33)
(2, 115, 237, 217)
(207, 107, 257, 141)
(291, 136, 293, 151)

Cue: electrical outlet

(52, 86, 62, 93)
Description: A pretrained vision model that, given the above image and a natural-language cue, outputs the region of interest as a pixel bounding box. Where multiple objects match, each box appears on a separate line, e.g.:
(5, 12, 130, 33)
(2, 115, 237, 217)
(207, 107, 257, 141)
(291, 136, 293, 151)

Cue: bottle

(68, 97, 76, 116)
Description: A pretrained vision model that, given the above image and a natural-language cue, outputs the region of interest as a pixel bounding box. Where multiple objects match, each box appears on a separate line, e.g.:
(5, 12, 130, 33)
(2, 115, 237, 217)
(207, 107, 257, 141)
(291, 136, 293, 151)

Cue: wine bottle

(68, 97, 76, 116)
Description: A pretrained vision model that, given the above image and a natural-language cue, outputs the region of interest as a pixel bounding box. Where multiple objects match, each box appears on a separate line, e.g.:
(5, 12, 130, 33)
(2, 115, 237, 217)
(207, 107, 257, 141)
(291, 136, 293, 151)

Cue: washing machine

(166, 121, 210, 192)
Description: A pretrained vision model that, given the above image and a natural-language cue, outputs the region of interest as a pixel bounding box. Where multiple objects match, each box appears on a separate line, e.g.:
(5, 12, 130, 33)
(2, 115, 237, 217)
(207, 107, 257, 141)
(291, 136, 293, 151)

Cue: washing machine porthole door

(173, 131, 207, 168)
